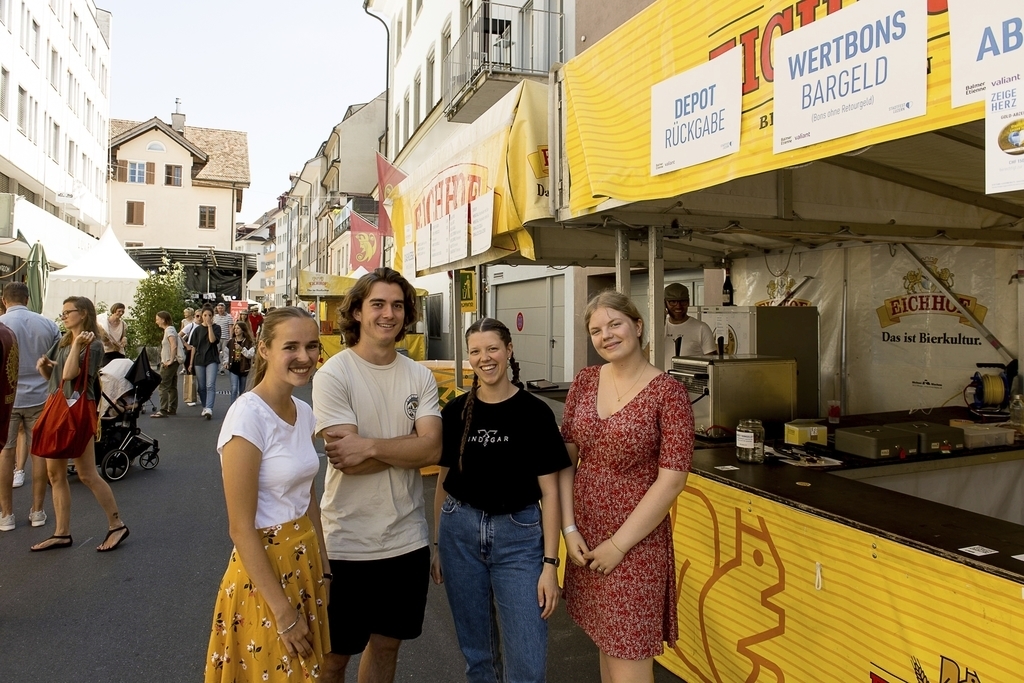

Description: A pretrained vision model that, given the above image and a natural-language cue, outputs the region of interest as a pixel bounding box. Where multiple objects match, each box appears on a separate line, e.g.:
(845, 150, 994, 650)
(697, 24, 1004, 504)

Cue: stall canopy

(0, 195, 99, 267)
(43, 229, 148, 320)
(551, 0, 1024, 262)
(392, 79, 554, 276)
(298, 269, 428, 298)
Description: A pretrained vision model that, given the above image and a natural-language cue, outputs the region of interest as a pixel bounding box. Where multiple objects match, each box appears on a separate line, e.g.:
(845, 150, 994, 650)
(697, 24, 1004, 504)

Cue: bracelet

(322, 572, 333, 581)
(276, 615, 300, 636)
(562, 524, 578, 535)
(609, 536, 626, 554)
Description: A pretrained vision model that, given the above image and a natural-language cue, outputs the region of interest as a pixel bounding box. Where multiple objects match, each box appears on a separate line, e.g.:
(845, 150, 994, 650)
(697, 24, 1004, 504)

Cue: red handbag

(31, 348, 97, 460)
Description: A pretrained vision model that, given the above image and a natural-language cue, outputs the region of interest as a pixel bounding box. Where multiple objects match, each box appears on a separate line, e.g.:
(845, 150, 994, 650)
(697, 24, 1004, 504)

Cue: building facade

(0, 0, 110, 236)
(107, 110, 250, 251)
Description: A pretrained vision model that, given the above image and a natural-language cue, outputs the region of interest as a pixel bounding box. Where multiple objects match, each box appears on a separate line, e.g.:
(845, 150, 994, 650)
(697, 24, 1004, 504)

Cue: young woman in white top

(205, 307, 332, 682)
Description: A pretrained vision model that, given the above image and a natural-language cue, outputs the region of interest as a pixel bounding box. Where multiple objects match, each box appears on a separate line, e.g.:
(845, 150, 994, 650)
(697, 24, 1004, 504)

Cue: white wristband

(562, 524, 578, 535)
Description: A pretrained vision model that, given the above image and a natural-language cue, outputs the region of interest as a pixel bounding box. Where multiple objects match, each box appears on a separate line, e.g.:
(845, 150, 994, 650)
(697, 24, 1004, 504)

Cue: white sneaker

(12, 469, 24, 488)
(28, 509, 46, 527)
(0, 513, 14, 531)
(202, 408, 212, 420)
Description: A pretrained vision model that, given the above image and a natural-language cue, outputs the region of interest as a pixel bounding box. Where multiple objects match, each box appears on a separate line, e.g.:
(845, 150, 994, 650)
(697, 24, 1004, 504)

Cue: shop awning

(392, 79, 553, 276)
(0, 196, 99, 268)
(552, 0, 1024, 260)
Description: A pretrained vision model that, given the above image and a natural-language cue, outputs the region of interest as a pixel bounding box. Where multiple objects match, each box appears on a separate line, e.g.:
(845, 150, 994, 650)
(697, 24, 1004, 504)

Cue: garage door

(494, 275, 565, 382)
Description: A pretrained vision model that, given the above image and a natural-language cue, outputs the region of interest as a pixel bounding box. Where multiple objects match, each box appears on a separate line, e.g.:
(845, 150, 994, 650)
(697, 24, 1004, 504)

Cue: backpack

(172, 327, 187, 364)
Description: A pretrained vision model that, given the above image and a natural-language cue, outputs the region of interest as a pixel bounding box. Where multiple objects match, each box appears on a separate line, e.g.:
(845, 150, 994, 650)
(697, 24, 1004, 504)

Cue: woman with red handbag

(30, 297, 129, 552)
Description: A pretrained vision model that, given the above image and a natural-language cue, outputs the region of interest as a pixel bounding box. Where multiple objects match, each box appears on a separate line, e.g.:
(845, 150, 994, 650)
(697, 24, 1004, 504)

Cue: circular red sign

(516, 312, 524, 331)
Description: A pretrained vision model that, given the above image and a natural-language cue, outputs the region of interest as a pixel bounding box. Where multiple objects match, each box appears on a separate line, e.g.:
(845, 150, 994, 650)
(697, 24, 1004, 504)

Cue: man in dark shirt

(0, 320, 19, 531)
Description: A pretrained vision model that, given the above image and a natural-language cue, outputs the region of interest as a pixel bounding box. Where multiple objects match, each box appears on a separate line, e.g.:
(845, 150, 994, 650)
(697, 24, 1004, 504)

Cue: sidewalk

(0, 375, 681, 682)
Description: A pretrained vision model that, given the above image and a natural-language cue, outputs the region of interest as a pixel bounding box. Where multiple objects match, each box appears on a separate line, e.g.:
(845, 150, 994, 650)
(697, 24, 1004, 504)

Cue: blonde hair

(248, 308, 318, 389)
(583, 290, 644, 330)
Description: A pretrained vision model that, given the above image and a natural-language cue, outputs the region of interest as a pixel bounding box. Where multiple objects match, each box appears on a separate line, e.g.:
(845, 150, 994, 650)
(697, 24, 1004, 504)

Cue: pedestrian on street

(188, 306, 221, 420)
(205, 307, 330, 682)
(226, 321, 255, 404)
(31, 296, 129, 552)
(558, 290, 692, 683)
(248, 305, 264, 338)
(181, 309, 202, 406)
(181, 307, 195, 333)
(150, 311, 181, 418)
(313, 267, 442, 683)
(97, 302, 128, 366)
(0, 318, 20, 532)
(0, 282, 60, 531)
(212, 303, 233, 374)
(431, 317, 568, 683)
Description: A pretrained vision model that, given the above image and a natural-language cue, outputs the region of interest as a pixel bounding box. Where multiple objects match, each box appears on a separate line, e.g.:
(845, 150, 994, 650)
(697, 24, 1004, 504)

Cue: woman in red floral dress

(558, 290, 693, 683)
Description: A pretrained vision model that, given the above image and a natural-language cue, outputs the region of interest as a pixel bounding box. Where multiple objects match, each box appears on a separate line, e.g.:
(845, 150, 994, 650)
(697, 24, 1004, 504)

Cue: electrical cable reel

(968, 361, 1018, 415)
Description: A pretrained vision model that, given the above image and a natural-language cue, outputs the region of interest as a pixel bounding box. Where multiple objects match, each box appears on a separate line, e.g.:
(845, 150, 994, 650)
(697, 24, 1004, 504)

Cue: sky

(97, 0, 387, 223)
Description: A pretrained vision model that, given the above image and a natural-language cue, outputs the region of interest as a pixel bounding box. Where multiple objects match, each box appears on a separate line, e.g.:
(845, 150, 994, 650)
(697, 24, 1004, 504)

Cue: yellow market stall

(299, 269, 426, 362)
(547, 0, 1024, 681)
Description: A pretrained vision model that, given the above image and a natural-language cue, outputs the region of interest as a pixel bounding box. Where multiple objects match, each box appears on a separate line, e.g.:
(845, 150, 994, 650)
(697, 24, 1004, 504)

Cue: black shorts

(328, 546, 430, 655)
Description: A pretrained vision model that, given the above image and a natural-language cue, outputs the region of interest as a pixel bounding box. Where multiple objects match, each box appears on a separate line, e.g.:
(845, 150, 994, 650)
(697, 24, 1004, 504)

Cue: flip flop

(97, 525, 130, 552)
(31, 535, 73, 551)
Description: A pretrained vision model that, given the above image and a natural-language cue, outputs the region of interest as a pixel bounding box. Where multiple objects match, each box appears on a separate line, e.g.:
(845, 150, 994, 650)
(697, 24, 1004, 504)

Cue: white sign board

(650, 47, 742, 176)
(470, 191, 494, 256)
(450, 204, 469, 262)
(949, 0, 1024, 108)
(430, 216, 450, 268)
(985, 66, 1024, 194)
(401, 244, 416, 277)
(773, 0, 928, 154)
(415, 226, 430, 272)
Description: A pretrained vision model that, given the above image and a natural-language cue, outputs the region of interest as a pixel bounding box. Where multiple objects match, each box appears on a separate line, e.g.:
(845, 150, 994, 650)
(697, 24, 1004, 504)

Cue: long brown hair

(59, 296, 99, 348)
(232, 321, 255, 348)
(458, 318, 523, 466)
(248, 307, 318, 389)
(337, 267, 418, 347)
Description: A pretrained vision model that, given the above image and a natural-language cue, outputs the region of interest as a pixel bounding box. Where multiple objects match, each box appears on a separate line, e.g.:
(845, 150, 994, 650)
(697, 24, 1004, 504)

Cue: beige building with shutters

(107, 111, 249, 251)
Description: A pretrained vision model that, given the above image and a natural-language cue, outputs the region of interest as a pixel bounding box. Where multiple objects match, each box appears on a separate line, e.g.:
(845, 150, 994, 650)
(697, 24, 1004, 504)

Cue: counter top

(691, 447, 1024, 583)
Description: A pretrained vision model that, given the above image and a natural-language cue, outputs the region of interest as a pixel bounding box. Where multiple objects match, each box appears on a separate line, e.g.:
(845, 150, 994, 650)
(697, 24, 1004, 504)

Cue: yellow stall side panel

(660, 475, 1024, 683)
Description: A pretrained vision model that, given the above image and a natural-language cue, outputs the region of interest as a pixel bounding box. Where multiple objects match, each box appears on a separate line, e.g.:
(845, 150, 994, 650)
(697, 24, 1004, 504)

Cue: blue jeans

(439, 496, 547, 683)
(194, 362, 218, 411)
(229, 372, 248, 403)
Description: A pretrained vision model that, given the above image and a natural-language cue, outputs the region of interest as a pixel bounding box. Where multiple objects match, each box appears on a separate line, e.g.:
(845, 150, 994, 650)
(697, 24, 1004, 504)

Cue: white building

(107, 109, 250, 251)
(0, 0, 112, 268)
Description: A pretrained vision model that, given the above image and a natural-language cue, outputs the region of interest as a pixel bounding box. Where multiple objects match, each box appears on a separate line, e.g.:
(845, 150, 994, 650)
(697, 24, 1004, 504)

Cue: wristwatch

(543, 556, 560, 567)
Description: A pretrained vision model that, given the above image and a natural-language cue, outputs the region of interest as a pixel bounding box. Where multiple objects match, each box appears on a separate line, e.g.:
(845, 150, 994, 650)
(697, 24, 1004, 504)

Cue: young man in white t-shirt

(664, 282, 716, 369)
(312, 267, 442, 683)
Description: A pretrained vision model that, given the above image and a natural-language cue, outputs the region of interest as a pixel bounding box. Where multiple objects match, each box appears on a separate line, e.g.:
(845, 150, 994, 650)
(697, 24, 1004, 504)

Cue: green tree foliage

(126, 259, 187, 354)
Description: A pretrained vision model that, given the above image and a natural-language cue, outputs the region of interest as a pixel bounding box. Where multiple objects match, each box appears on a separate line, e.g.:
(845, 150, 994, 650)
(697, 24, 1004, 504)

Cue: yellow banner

(297, 270, 361, 298)
(393, 80, 551, 275)
(563, 0, 978, 217)
(660, 474, 1023, 682)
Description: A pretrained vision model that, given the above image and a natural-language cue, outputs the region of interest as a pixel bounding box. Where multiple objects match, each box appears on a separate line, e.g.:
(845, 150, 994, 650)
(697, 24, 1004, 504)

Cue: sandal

(31, 535, 73, 551)
(149, 412, 165, 418)
(97, 525, 130, 552)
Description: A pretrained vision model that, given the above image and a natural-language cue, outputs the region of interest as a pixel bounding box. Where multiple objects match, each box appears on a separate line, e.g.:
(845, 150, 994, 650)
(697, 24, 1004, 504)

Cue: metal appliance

(697, 306, 819, 418)
(670, 355, 797, 436)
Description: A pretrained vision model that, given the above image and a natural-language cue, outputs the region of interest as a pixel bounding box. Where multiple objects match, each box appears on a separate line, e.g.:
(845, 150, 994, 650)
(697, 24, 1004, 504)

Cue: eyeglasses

(59, 309, 78, 319)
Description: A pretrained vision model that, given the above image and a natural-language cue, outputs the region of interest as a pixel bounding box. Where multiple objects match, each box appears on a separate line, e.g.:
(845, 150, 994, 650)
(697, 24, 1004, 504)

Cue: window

(0, 0, 7, 26)
(126, 201, 144, 225)
(0, 68, 8, 120)
(461, 0, 473, 35)
(16, 86, 25, 133)
(147, 141, 165, 152)
(66, 139, 75, 175)
(49, 48, 59, 90)
(413, 74, 421, 128)
(393, 111, 400, 156)
(441, 23, 451, 63)
(416, 0, 422, 12)
(406, 0, 412, 34)
(425, 51, 435, 107)
(30, 20, 38, 64)
(396, 16, 403, 57)
(50, 121, 58, 160)
(164, 164, 181, 186)
(199, 206, 216, 229)
(127, 161, 146, 183)
(403, 93, 410, 144)
(71, 12, 80, 51)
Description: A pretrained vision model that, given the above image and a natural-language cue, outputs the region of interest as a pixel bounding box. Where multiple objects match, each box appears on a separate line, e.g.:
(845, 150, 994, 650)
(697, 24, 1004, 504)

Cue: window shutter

(116, 159, 127, 182)
(137, 202, 145, 224)
(145, 161, 155, 184)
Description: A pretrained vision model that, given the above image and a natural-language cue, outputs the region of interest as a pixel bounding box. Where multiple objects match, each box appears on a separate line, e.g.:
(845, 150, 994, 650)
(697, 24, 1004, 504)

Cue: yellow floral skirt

(205, 515, 331, 682)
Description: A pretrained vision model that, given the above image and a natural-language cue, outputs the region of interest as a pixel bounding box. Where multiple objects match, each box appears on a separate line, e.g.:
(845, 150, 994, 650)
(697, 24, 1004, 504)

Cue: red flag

(376, 152, 407, 238)
(350, 212, 382, 271)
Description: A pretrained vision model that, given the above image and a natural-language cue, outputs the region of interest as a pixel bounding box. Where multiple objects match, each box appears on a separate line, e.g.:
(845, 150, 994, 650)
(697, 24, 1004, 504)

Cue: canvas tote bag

(30, 349, 98, 460)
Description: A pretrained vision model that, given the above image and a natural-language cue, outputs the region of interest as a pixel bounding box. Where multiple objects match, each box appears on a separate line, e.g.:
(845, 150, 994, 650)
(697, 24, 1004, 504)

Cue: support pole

(452, 271, 464, 390)
(615, 228, 630, 294)
(648, 226, 665, 370)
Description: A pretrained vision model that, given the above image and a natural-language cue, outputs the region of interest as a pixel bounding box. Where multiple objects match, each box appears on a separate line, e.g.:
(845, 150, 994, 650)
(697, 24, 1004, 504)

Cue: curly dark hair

(337, 267, 419, 348)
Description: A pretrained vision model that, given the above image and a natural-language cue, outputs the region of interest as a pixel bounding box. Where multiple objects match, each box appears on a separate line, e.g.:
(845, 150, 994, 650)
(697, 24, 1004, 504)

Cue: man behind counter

(664, 283, 715, 369)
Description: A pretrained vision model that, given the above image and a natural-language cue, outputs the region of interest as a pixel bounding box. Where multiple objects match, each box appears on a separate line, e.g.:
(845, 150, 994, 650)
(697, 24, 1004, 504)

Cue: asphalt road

(0, 376, 681, 682)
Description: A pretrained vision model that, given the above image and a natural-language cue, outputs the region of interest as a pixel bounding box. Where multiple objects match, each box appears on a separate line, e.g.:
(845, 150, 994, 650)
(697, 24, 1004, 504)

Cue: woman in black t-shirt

(431, 318, 570, 683)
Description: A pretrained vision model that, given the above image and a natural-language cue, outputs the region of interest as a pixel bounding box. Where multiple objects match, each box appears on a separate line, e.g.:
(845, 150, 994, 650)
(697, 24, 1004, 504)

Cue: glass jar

(1010, 395, 1024, 435)
(736, 419, 765, 463)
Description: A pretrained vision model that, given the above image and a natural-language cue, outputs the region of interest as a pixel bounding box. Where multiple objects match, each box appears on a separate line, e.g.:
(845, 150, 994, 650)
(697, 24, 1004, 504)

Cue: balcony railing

(442, 2, 563, 121)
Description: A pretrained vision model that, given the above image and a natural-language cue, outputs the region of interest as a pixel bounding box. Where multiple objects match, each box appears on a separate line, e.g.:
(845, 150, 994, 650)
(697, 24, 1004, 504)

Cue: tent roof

(50, 229, 148, 280)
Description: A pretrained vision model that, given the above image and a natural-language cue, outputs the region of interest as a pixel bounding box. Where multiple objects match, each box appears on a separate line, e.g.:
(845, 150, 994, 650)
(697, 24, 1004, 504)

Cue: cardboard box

(785, 419, 828, 446)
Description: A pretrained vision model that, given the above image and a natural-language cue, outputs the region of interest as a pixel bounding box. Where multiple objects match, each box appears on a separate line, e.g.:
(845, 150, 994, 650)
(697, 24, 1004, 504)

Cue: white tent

(42, 229, 148, 319)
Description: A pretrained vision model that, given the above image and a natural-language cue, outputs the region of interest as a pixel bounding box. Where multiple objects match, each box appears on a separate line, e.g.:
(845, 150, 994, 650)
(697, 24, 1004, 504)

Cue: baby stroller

(92, 351, 162, 481)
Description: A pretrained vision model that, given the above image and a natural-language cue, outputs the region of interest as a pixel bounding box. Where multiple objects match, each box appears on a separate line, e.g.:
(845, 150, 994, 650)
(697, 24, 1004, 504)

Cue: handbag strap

(56, 343, 93, 396)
